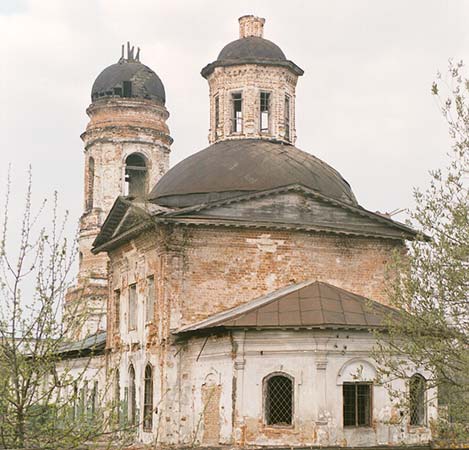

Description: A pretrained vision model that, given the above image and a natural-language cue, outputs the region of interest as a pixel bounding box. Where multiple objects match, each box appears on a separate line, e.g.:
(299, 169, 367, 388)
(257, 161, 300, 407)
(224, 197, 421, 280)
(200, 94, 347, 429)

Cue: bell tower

(65, 44, 172, 339)
(201, 16, 303, 144)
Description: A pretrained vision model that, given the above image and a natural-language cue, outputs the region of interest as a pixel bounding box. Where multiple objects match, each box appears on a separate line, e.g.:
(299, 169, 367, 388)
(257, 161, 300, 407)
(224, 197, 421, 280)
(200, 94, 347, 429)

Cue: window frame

(259, 91, 271, 133)
(145, 275, 155, 324)
(143, 364, 154, 432)
(128, 364, 136, 426)
(128, 284, 137, 331)
(409, 374, 426, 427)
(214, 94, 220, 130)
(231, 91, 243, 134)
(343, 382, 373, 428)
(284, 94, 291, 142)
(114, 289, 121, 333)
(263, 372, 294, 428)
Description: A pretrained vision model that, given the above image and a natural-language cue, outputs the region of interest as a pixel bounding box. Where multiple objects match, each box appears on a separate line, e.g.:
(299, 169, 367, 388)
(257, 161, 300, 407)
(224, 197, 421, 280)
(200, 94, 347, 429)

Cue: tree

(374, 60, 469, 442)
(0, 170, 126, 449)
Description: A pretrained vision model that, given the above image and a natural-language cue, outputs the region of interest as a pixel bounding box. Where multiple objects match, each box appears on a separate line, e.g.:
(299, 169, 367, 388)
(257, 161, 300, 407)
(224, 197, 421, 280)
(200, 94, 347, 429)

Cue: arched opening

(114, 369, 120, 423)
(143, 364, 153, 431)
(264, 373, 293, 426)
(124, 153, 147, 198)
(86, 156, 95, 210)
(128, 364, 136, 426)
(409, 374, 426, 426)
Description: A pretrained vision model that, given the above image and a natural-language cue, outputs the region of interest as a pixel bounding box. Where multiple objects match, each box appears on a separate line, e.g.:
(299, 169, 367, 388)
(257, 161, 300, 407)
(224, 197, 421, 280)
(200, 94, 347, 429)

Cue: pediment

(167, 185, 415, 240)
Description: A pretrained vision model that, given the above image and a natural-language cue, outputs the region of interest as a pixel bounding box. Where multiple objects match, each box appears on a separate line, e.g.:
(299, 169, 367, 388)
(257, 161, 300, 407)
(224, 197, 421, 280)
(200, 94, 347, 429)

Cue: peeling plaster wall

(177, 330, 436, 448)
(65, 97, 171, 340)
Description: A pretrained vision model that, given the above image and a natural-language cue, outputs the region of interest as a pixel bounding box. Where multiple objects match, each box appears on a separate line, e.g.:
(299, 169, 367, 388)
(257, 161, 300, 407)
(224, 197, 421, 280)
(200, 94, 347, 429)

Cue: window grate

(143, 364, 153, 431)
(343, 382, 372, 426)
(265, 375, 293, 426)
(410, 375, 426, 426)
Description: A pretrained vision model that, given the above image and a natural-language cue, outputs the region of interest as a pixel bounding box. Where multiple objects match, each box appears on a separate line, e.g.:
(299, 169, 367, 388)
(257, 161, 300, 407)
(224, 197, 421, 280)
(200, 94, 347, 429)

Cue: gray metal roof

(218, 36, 286, 61)
(176, 281, 399, 334)
(201, 37, 303, 78)
(91, 61, 165, 104)
(57, 331, 106, 357)
(149, 139, 357, 207)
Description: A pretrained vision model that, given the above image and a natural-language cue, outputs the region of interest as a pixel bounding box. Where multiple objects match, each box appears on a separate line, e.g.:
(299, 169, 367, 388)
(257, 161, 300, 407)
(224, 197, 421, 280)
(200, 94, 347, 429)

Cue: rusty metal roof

(149, 139, 357, 207)
(176, 281, 398, 334)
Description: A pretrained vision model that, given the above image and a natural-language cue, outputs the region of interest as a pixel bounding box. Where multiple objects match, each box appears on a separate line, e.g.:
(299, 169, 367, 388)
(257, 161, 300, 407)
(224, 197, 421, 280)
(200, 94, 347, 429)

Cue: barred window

(143, 364, 154, 431)
(410, 374, 426, 426)
(260, 92, 271, 132)
(146, 276, 155, 323)
(343, 382, 372, 427)
(128, 284, 137, 331)
(264, 374, 293, 426)
(232, 92, 243, 133)
(128, 364, 136, 426)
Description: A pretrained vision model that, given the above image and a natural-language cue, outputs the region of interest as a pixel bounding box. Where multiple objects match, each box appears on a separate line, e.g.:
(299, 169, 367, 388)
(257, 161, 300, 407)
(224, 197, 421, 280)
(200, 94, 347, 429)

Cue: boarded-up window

(202, 381, 221, 444)
(143, 364, 153, 431)
(264, 374, 293, 426)
(146, 276, 155, 323)
(128, 284, 137, 331)
(343, 382, 372, 427)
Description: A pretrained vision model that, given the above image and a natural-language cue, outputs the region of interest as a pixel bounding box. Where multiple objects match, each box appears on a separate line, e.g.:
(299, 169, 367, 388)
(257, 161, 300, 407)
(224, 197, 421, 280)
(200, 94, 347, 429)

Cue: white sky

(1, 0, 468, 235)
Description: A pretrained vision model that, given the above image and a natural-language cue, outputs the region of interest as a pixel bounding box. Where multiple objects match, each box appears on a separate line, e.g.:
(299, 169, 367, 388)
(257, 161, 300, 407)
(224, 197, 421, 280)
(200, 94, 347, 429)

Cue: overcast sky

(1, 0, 468, 236)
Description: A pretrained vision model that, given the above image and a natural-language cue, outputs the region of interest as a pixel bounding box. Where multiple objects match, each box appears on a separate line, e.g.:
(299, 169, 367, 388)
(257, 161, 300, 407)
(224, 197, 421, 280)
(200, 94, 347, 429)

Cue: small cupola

(201, 16, 303, 145)
(91, 42, 166, 105)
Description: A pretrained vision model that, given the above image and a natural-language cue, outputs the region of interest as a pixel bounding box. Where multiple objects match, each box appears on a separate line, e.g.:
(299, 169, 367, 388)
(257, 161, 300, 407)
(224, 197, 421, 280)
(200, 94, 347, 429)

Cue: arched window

(86, 156, 95, 210)
(124, 153, 147, 198)
(264, 373, 293, 426)
(114, 369, 120, 423)
(410, 374, 426, 426)
(143, 364, 153, 431)
(128, 365, 136, 426)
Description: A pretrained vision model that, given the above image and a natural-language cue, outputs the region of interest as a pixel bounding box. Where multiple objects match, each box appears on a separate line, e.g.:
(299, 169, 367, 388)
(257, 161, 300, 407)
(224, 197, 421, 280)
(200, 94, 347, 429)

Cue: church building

(65, 15, 436, 448)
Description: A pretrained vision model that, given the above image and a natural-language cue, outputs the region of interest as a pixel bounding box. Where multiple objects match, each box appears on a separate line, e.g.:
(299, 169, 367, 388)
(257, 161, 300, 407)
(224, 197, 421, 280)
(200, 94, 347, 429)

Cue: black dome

(149, 139, 357, 207)
(91, 61, 165, 104)
(218, 36, 286, 62)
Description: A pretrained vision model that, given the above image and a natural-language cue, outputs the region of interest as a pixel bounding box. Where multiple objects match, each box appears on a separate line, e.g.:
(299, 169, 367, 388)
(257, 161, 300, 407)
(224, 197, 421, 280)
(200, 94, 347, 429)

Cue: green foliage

(374, 60, 469, 444)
